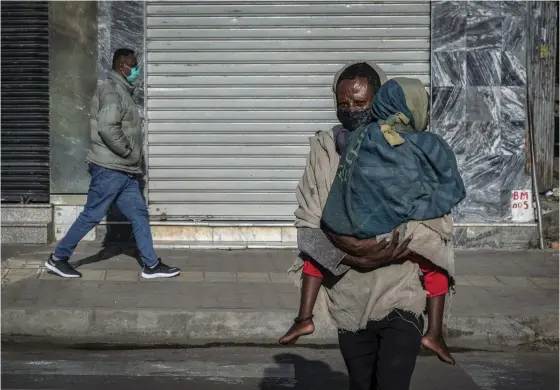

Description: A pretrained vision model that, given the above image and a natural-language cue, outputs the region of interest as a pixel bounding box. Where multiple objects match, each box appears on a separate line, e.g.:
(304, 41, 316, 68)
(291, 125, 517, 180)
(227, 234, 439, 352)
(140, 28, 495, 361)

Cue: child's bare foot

(279, 317, 315, 345)
(422, 334, 455, 365)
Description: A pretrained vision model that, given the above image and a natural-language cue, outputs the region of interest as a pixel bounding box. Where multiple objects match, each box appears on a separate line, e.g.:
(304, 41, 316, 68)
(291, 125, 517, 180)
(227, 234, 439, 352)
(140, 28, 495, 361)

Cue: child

(279, 78, 465, 366)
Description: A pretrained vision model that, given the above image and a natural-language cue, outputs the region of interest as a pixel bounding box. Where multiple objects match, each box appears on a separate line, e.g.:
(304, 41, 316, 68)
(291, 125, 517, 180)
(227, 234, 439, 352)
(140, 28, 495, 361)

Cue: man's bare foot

(279, 319, 315, 345)
(422, 334, 455, 365)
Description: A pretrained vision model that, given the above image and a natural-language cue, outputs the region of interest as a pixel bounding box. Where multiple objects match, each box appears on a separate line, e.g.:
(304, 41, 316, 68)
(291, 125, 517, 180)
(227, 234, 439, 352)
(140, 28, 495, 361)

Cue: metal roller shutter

(1, 1, 50, 204)
(146, 0, 430, 221)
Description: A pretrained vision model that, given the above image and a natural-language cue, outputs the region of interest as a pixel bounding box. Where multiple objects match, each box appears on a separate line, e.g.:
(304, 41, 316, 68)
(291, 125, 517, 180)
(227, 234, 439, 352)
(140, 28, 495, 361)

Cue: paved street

(1, 344, 558, 390)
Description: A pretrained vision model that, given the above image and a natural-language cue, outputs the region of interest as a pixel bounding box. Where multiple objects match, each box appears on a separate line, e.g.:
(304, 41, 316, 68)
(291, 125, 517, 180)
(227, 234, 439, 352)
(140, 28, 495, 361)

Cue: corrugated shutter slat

(1, 1, 50, 204)
(146, 0, 430, 221)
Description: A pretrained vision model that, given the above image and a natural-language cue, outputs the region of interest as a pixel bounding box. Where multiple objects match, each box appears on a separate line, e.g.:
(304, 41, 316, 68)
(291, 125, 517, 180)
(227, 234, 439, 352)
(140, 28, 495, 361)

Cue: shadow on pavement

(73, 242, 142, 269)
(259, 352, 348, 389)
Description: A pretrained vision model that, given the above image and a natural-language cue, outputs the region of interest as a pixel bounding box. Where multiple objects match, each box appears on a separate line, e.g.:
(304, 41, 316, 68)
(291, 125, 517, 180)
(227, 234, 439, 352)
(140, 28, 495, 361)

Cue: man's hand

(325, 231, 382, 257)
(340, 230, 413, 270)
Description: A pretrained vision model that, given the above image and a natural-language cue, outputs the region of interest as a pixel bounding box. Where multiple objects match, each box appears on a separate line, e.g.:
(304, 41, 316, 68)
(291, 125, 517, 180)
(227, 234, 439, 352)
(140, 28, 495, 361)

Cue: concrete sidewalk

(1, 243, 558, 348)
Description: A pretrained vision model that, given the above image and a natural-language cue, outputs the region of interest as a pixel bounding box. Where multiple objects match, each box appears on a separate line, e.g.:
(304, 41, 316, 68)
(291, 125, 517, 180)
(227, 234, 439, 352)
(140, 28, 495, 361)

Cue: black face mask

(336, 108, 374, 132)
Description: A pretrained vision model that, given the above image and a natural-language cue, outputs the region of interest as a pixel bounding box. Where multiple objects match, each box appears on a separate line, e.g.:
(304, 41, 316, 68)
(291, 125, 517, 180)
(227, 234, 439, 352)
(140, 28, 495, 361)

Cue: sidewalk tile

(173, 271, 204, 283)
(39, 270, 63, 280)
(236, 272, 270, 283)
(530, 277, 559, 290)
(463, 275, 505, 287)
(105, 270, 139, 282)
(5, 260, 45, 269)
(239, 293, 263, 308)
(453, 275, 472, 286)
(205, 272, 236, 282)
(269, 272, 292, 284)
(5, 260, 38, 269)
(4, 260, 20, 269)
(277, 294, 299, 310)
(495, 276, 535, 288)
(81, 270, 107, 281)
(4, 269, 40, 283)
(216, 293, 242, 308)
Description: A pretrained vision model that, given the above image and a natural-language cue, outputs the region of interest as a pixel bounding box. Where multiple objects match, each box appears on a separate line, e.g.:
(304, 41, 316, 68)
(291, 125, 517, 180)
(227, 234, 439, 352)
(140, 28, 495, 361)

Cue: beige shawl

(291, 130, 429, 331)
(290, 62, 455, 331)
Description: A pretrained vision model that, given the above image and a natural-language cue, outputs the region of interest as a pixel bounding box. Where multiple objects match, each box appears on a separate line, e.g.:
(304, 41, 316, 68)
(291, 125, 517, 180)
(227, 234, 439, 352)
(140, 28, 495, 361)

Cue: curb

(2, 308, 558, 348)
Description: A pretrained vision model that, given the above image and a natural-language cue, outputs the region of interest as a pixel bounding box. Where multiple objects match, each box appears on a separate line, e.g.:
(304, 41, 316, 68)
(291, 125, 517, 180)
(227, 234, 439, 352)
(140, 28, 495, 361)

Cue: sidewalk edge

(2, 308, 557, 347)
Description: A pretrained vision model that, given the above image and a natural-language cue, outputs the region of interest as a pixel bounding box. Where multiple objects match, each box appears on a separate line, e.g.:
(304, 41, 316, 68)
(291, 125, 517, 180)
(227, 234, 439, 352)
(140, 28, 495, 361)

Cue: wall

(49, 1, 98, 240)
(97, 1, 144, 108)
(431, 1, 536, 247)
(49, 1, 98, 194)
(51, 1, 144, 242)
(527, 1, 558, 190)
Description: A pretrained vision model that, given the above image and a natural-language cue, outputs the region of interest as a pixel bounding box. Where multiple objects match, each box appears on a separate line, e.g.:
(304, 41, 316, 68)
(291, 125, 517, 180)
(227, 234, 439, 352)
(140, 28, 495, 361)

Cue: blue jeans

(54, 163, 158, 267)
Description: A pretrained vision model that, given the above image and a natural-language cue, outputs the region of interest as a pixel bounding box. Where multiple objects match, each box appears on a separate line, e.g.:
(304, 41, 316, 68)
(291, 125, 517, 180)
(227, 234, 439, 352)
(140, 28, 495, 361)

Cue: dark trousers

(338, 309, 423, 390)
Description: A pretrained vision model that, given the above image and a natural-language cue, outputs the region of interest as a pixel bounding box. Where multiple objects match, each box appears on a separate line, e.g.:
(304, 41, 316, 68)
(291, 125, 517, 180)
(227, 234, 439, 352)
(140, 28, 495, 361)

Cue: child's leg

(279, 260, 323, 345)
(423, 293, 455, 365)
(420, 268, 455, 365)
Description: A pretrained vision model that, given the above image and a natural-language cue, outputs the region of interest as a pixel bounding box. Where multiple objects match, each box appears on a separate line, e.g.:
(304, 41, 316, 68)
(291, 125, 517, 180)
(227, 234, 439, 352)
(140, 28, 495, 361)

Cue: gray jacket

(86, 70, 143, 175)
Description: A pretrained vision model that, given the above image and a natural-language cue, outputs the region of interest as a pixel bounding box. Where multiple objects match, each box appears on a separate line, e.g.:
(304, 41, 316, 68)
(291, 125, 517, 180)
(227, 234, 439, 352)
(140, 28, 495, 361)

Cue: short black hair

(336, 62, 382, 95)
(112, 48, 135, 70)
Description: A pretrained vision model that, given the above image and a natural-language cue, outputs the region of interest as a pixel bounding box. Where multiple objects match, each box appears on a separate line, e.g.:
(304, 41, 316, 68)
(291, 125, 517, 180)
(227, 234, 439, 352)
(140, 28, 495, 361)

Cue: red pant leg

(303, 259, 324, 278)
(422, 271, 449, 298)
(414, 256, 449, 298)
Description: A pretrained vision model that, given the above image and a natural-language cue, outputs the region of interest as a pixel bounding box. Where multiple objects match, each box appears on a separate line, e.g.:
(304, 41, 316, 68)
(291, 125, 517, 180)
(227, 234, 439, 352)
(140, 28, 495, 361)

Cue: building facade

(2, 1, 557, 248)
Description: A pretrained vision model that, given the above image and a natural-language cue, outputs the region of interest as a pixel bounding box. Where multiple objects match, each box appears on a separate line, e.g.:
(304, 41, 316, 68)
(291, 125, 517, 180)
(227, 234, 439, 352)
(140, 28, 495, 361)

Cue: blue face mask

(125, 65, 141, 83)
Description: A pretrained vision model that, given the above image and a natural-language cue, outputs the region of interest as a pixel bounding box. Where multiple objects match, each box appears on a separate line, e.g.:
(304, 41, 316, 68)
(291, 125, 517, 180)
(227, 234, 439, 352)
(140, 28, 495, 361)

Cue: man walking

(45, 48, 180, 280)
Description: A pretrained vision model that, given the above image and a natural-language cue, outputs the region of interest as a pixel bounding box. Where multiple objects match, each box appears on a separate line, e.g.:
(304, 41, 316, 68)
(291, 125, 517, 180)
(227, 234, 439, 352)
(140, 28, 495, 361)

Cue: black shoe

(45, 255, 82, 278)
(141, 260, 180, 279)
